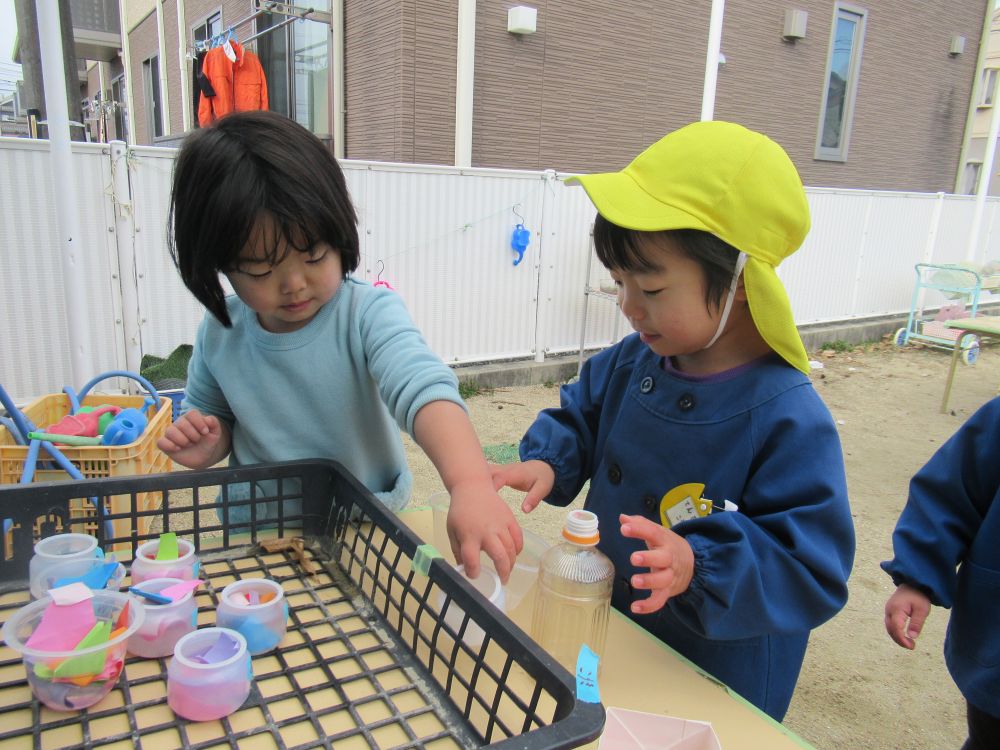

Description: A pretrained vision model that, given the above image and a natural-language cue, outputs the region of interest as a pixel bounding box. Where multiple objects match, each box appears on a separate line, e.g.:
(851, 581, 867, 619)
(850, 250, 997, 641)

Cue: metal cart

(893, 263, 1000, 365)
(0, 460, 605, 749)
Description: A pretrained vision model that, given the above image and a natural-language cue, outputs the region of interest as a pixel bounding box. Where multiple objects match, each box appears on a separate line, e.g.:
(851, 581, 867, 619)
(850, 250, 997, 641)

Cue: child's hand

(619, 513, 695, 615)
(490, 460, 555, 512)
(884, 583, 932, 650)
(447, 479, 523, 583)
(157, 408, 229, 469)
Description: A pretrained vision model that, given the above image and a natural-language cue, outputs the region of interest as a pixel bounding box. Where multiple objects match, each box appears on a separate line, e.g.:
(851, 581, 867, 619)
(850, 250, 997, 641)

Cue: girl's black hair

(592, 214, 740, 310)
(167, 110, 360, 326)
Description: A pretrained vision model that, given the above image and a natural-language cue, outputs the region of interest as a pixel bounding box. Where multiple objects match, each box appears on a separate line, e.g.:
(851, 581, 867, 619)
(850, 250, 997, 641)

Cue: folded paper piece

(49, 582, 94, 606)
(192, 632, 239, 664)
(154, 532, 179, 561)
(25, 598, 97, 651)
(51, 621, 111, 678)
(159, 579, 202, 601)
(598, 707, 722, 750)
(130, 587, 171, 605)
(54, 561, 121, 591)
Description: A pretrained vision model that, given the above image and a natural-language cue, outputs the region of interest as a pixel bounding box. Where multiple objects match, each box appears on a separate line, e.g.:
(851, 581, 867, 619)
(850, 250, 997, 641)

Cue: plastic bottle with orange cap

(530, 509, 614, 675)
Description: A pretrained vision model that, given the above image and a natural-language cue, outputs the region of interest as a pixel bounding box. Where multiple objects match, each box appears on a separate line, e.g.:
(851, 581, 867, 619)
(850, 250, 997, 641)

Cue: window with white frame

(192, 10, 223, 48)
(962, 161, 983, 194)
(142, 55, 163, 139)
(979, 68, 998, 107)
(816, 4, 866, 162)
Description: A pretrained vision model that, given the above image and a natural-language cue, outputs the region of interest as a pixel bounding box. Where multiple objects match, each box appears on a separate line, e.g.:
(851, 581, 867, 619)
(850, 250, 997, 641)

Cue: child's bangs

(593, 215, 658, 272)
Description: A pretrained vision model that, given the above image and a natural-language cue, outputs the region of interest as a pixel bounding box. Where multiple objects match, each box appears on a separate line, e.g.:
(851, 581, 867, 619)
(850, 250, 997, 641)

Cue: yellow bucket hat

(566, 121, 811, 374)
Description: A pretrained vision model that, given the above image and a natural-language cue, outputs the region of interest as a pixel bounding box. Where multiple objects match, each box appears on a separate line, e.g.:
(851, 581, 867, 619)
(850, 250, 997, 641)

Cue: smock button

(639, 376, 655, 394)
(677, 393, 696, 411)
(608, 463, 622, 485)
(643, 494, 657, 512)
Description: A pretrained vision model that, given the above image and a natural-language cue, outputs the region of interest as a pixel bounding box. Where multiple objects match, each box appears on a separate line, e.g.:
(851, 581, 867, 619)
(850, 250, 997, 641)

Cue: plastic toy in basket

(0, 370, 173, 542)
(1, 589, 144, 711)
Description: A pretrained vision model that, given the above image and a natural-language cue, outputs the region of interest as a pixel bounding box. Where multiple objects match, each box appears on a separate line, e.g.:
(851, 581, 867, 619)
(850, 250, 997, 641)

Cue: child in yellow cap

(493, 121, 855, 720)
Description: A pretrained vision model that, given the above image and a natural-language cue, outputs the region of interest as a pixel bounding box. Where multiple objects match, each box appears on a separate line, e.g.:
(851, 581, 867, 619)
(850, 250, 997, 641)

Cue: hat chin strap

(702, 252, 748, 351)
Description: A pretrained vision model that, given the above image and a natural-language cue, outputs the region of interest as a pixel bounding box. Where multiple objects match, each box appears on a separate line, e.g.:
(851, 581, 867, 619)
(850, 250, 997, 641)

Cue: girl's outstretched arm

(413, 400, 523, 582)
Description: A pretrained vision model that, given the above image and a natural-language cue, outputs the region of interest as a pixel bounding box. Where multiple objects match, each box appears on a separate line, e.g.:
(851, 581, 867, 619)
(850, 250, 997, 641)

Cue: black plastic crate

(0, 459, 605, 749)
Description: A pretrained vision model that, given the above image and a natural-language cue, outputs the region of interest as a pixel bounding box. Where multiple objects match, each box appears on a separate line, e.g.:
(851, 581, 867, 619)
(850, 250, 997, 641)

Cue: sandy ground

(402, 337, 1000, 750)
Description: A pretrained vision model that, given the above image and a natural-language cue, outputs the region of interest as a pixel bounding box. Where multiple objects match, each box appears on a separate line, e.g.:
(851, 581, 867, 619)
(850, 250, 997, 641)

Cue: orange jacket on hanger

(197, 42, 269, 126)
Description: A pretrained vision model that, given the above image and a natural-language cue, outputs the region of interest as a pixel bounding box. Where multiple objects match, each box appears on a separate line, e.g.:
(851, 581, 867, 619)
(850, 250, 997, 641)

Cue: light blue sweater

(182, 278, 463, 517)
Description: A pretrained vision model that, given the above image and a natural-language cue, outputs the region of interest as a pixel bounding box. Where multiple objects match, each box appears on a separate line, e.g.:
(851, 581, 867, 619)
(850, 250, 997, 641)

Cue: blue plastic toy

(101, 408, 148, 446)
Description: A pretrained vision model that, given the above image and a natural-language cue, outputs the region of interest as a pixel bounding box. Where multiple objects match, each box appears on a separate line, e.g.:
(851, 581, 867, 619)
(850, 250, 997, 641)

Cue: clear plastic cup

(29, 533, 102, 594)
(167, 627, 252, 721)
(128, 578, 199, 658)
(29, 557, 126, 600)
(428, 491, 454, 563)
(130, 538, 199, 585)
(436, 564, 505, 649)
(215, 579, 288, 655)
(1, 590, 144, 711)
(504, 528, 551, 613)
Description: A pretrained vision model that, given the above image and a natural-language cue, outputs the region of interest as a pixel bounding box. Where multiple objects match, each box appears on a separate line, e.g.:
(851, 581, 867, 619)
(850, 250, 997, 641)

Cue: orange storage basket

(0, 393, 173, 542)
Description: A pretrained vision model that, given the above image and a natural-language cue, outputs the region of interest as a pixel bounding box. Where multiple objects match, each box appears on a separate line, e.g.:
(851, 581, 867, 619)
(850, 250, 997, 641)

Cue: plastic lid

(562, 509, 600, 545)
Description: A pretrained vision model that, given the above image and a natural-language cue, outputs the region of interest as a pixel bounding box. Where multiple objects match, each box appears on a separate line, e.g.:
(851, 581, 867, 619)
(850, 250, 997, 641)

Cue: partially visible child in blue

(492, 121, 855, 719)
(882, 397, 1000, 750)
(157, 110, 521, 581)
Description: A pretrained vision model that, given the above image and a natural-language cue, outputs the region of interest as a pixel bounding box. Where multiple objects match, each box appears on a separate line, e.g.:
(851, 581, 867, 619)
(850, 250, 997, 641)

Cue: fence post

(533, 170, 559, 363)
(109, 141, 144, 381)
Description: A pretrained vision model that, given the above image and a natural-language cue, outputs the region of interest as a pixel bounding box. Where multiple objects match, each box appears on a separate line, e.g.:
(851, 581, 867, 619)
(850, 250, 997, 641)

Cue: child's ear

(734, 276, 748, 302)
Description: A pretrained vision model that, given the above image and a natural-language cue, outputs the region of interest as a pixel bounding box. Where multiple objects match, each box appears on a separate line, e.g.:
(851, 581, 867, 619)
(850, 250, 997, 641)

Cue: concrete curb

(450, 311, 949, 390)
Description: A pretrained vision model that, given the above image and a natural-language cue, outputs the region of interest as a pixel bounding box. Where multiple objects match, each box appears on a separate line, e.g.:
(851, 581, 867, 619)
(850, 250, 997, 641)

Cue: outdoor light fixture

(508, 6, 537, 35)
(782, 8, 808, 41)
(950, 34, 966, 56)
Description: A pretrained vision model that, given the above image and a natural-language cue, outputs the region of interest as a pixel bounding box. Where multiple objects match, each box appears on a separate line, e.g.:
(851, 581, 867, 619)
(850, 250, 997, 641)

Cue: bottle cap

(562, 509, 600, 545)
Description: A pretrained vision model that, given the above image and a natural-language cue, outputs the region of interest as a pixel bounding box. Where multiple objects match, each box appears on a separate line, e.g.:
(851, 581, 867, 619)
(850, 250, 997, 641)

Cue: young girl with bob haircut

(159, 110, 521, 580)
(493, 121, 855, 719)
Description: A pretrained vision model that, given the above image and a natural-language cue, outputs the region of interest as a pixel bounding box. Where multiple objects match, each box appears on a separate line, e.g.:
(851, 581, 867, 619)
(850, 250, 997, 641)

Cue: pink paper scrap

(159, 579, 202, 601)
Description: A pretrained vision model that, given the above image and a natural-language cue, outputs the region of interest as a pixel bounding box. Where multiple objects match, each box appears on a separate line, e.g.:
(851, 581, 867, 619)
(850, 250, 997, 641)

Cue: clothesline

(192, 3, 316, 53)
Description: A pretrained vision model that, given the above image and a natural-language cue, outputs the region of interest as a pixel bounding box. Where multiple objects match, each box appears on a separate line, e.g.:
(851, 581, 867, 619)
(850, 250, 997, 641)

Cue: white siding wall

(4, 137, 1000, 403)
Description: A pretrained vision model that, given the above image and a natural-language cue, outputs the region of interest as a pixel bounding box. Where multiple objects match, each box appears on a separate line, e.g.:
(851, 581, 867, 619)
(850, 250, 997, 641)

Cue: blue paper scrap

(575, 644, 601, 703)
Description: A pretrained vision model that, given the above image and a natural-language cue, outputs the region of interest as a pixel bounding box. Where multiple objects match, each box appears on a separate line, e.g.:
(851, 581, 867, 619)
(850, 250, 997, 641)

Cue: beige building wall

(128, 10, 159, 145)
(121, 1, 988, 194)
(469, 0, 985, 192)
(343, 0, 456, 164)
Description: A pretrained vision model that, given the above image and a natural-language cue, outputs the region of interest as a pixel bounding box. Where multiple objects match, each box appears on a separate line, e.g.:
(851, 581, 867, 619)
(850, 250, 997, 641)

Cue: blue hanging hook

(510, 204, 530, 266)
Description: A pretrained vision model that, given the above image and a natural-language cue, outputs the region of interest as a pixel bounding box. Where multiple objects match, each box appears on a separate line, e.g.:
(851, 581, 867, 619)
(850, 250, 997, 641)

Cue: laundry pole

(36, 0, 91, 385)
(701, 0, 726, 121)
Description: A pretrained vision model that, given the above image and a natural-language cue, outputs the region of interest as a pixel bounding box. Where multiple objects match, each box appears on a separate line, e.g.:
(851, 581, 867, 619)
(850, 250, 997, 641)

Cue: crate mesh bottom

(0, 543, 476, 750)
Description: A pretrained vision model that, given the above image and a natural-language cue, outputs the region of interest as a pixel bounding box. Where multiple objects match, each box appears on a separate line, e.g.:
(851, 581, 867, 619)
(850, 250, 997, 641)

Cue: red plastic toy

(46, 406, 121, 438)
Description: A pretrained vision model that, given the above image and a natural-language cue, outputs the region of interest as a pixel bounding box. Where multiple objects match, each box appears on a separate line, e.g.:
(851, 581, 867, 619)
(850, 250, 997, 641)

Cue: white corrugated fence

(2, 137, 1000, 403)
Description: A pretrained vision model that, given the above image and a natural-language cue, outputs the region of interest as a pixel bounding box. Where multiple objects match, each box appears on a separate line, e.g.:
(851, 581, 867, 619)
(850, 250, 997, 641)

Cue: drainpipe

(332, 0, 345, 158)
(455, 0, 475, 167)
(176, 0, 191, 132)
(36, 1, 91, 385)
(966, 68, 1000, 262)
(155, 1, 171, 135)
